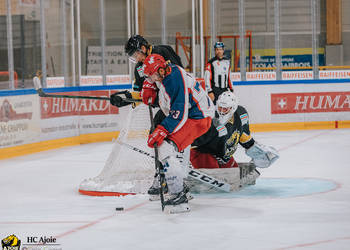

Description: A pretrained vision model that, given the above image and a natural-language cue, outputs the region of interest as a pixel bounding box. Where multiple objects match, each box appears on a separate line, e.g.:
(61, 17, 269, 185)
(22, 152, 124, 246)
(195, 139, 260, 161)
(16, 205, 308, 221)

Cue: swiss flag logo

(276, 98, 287, 110)
(271, 94, 293, 113)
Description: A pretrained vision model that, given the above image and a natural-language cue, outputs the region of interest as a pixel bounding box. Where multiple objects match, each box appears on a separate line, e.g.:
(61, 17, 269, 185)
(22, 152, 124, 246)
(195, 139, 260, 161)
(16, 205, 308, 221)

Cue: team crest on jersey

(227, 130, 240, 146)
(225, 130, 240, 156)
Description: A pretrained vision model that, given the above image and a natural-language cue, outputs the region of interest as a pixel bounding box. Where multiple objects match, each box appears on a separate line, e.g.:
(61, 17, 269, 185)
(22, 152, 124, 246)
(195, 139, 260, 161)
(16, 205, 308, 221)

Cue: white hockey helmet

(216, 91, 238, 125)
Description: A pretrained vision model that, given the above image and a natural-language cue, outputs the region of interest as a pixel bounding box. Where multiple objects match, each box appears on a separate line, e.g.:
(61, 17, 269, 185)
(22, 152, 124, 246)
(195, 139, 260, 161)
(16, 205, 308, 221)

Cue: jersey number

(170, 110, 181, 119)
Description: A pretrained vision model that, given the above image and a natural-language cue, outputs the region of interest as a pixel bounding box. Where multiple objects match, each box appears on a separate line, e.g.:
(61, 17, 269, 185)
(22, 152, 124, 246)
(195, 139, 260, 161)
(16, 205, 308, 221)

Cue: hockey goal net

(79, 104, 156, 196)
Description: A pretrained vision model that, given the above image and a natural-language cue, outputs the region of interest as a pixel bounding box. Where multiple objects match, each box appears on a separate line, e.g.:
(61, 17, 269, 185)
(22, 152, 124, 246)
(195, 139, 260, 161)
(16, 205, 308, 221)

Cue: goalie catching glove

(246, 142, 279, 168)
(147, 125, 169, 148)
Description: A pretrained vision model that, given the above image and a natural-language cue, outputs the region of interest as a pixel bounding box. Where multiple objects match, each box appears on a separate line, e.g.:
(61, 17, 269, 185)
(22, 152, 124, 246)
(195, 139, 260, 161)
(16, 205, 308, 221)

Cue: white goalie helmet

(216, 91, 238, 125)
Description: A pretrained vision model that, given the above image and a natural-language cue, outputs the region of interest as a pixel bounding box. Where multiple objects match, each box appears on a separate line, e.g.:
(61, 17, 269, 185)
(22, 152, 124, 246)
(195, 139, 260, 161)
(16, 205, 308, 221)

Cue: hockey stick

(148, 105, 166, 211)
(116, 140, 231, 192)
(33, 77, 140, 103)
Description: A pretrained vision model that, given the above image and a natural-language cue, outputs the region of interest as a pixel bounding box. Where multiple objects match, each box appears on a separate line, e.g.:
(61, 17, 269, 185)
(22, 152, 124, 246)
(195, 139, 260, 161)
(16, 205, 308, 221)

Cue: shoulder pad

(236, 105, 248, 116)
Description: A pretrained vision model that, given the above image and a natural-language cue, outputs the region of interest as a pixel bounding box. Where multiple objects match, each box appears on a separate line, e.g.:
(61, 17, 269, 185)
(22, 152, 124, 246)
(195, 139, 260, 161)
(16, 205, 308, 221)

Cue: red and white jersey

(156, 64, 215, 134)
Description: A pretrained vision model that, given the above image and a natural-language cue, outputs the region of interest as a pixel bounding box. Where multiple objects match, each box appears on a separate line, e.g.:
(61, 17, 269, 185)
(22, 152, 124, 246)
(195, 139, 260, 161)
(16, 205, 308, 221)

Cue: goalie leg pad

(246, 142, 279, 168)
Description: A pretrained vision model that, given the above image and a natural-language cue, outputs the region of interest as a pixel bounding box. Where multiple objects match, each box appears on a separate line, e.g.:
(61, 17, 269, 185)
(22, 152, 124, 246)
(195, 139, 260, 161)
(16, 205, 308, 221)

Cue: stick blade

(33, 77, 42, 90)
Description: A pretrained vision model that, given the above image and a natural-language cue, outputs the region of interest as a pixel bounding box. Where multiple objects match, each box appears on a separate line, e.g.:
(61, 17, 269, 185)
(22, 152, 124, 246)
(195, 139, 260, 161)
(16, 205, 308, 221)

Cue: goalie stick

(148, 105, 166, 211)
(116, 140, 231, 192)
(33, 77, 140, 103)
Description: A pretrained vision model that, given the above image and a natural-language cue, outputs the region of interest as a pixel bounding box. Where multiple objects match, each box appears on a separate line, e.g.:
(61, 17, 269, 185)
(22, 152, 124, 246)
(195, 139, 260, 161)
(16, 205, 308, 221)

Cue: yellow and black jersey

(219, 105, 255, 159)
(192, 105, 255, 160)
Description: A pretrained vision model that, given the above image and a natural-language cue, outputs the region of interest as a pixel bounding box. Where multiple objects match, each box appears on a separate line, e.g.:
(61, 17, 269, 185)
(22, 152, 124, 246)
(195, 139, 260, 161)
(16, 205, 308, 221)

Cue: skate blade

(164, 203, 191, 214)
(149, 195, 160, 201)
(149, 193, 170, 201)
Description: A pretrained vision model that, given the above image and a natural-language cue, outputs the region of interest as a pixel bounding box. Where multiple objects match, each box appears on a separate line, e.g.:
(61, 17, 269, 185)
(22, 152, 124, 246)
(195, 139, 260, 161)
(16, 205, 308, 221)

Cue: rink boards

(0, 78, 350, 159)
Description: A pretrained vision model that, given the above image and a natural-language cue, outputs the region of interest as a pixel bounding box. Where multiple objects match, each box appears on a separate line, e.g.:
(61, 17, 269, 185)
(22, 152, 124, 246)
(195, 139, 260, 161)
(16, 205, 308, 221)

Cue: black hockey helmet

(125, 35, 148, 56)
(214, 41, 225, 49)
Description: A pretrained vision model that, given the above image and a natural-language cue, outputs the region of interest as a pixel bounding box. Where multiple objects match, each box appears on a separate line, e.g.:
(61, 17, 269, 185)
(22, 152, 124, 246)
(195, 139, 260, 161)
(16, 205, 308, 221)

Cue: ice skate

(148, 174, 168, 201)
(163, 186, 191, 214)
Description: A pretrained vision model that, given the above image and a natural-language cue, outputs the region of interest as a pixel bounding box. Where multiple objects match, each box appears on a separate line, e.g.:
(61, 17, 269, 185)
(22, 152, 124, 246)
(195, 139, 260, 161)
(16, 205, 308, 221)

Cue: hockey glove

(110, 91, 132, 107)
(141, 80, 157, 105)
(246, 142, 279, 168)
(147, 125, 169, 148)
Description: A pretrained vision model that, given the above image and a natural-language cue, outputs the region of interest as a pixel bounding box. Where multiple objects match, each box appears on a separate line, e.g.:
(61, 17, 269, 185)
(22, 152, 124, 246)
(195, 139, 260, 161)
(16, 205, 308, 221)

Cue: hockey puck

(115, 207, 124, 211)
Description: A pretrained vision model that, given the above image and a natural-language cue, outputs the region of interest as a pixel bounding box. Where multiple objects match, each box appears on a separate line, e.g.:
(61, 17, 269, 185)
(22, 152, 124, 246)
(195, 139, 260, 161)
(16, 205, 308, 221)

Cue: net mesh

(79, 104, 156, 194)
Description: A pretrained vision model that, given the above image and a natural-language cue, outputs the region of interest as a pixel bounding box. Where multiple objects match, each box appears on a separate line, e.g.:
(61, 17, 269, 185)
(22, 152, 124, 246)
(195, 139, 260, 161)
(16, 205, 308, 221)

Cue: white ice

(1, 129, 350, 250)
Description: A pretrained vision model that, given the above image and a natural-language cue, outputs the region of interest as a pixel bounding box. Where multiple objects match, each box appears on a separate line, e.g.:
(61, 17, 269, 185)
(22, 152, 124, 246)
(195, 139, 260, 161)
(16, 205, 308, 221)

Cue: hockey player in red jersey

(109, 35, 183, 108)
(142, 54, 214, 212)
(191, 91, 279, 170)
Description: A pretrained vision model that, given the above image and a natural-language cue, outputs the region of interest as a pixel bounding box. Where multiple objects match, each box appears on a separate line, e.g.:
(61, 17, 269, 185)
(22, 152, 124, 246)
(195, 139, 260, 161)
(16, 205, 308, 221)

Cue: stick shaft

(36, 88, 140, 102)
(148, 105, 166, 211)
(34, 77, 140, 102)
(39, 90, 110, 100)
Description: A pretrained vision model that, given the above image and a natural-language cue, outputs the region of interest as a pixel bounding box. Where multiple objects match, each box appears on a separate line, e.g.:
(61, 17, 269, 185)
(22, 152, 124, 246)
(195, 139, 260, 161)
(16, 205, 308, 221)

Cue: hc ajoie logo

(1, 235, 21, 250)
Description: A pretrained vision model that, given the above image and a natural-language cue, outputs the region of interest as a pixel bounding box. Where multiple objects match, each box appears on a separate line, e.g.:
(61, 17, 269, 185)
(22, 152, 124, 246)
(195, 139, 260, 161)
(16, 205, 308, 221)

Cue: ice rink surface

(1, 129, 350, 250)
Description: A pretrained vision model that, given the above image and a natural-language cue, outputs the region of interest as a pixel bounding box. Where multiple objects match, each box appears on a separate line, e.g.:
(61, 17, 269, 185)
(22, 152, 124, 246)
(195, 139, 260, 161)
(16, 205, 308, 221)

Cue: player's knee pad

(175, 145, 190, 173)
(246, 142, 279, 168)
(158, 140, 178, 161)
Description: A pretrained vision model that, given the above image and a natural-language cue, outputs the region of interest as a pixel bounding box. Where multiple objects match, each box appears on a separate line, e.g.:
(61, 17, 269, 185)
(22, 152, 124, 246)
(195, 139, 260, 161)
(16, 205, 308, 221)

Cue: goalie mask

(216, 91, 238, 125)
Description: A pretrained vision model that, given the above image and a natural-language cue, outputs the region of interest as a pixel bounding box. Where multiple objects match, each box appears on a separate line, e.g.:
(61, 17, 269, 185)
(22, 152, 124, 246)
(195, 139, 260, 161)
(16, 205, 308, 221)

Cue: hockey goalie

(188, 91, 279, 192)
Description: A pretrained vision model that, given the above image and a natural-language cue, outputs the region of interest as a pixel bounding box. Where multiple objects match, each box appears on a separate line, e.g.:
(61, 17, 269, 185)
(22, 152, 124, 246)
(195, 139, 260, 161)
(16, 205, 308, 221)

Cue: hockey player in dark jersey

(124, 34, 183, 92)
(204, 42, 234, 104)
(110, 35, 183, 108)
(191, 91, 279, 170)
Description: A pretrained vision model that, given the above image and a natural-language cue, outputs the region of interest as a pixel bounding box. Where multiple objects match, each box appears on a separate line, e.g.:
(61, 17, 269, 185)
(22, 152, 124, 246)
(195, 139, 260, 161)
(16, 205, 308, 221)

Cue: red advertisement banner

(271, 91, 350, 114)
(40, 91, 119, 118)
